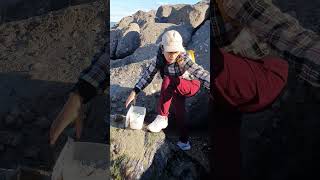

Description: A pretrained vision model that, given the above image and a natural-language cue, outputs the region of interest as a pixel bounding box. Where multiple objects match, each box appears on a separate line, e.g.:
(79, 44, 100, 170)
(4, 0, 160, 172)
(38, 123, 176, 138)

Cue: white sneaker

(147, 115, 168, 133)
(177, 141, 191, 151)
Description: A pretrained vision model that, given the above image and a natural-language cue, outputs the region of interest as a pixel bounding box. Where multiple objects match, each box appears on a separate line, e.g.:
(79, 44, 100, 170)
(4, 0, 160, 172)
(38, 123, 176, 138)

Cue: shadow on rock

(0, 72, 109, 170)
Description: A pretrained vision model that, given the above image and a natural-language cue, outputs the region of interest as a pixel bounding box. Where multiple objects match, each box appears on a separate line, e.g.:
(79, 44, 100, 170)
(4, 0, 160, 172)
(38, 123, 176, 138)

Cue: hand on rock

(49, 92, 83, 145)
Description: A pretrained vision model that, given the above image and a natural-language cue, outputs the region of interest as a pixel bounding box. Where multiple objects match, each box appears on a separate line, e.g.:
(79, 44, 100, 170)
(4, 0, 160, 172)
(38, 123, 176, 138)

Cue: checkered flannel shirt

(212, 0, 320, 86)
(134, 52, 210, 93)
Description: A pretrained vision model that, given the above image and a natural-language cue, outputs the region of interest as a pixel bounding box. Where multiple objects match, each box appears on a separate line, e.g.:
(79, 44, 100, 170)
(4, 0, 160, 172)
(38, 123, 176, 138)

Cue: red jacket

(212, 49, 288, 112)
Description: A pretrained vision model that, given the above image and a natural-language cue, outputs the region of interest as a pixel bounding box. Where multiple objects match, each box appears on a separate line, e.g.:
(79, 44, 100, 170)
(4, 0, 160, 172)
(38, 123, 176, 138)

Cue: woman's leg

(157, 76, 200, 115)
(157, 76, 177, 116)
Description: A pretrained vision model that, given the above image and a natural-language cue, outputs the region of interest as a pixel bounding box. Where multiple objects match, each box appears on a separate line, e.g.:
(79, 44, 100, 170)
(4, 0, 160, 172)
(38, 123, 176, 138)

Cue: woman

(125, 30, 210, 151)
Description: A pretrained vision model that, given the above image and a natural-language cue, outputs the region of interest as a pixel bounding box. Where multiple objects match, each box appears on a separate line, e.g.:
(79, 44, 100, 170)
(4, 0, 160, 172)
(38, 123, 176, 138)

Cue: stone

(110, 114, 208, 179)
(114, 16, 134, 30)
(115, 23, 141, 58)
(132, 10, 156, 27)
(110, 28, 121, 59)
(156, 1, 209, 28)
(110, 115, 169, 179)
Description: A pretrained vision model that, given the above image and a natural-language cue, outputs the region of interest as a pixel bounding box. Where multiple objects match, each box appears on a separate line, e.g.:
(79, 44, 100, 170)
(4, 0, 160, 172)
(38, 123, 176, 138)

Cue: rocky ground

(0, 0, 106, 172)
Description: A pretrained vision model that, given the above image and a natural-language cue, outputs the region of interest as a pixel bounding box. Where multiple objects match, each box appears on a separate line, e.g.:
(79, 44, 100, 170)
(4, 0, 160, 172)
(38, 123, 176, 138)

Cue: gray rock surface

(156, 1, 209, 28)
(132, 10, 156, 27)
(0, 1, 106, 170)
(115, 23, 141, 58)
(110, 115, 208, 180)
(110, 28, 121, 59)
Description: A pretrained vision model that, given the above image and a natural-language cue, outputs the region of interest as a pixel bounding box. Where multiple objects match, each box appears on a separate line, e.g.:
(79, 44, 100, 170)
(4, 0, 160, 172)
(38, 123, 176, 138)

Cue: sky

(110, 0, 201, 22)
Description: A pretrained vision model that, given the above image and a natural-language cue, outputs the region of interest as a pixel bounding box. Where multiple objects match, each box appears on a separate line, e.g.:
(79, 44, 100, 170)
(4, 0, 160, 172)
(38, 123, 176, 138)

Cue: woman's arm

(133, 56, 159, 94)
(178, 53, 210, 90)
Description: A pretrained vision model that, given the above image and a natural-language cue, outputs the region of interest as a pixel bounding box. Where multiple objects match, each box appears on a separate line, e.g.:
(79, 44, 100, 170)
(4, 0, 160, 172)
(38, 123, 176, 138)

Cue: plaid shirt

(134, 52, 210, 93)
(79, 41, 109, 90)
(212, 0, 320, 86)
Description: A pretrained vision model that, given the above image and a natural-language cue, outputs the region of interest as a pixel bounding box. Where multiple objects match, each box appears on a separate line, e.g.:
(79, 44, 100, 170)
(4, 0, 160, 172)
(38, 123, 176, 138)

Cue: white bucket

(125, 105, 146, 130)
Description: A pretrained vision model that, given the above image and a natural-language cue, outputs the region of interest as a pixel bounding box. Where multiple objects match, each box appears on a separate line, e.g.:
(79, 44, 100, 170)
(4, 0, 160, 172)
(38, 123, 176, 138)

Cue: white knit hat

(161, 30, 185, 52)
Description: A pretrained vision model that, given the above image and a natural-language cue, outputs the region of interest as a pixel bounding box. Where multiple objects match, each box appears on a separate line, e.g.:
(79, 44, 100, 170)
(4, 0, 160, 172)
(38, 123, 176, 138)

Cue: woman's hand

(125, 91, 136, 108)
(49, 92, 83, 145)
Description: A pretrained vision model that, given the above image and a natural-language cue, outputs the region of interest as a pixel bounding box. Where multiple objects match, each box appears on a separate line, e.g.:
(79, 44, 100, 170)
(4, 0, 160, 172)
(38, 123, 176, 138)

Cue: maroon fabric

(213, 49, 288, 112)
(157, 76, 200, 141)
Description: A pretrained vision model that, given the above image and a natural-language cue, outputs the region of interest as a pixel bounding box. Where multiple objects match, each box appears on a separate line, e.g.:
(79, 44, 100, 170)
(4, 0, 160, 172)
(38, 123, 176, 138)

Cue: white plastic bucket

(125, 105, 146, 130)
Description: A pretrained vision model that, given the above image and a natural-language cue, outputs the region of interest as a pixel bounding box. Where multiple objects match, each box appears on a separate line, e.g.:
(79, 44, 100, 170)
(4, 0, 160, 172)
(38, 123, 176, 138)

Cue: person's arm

(73, 44, 109, 103)
(178, 53, 210, 90)
(133, 56, 159, 94)
(223, 0, 320, 86)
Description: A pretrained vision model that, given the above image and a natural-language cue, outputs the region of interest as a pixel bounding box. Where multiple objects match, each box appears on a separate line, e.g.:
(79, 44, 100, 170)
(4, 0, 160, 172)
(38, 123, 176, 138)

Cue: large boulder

(140, 22, 193, 47)
(185, 20, 210, 128)
(115, 23, 141, 59)
(114, 10, 156, 30)
(156, 4, 186, 22)
(133, 10, 156, 27)
(111, 43, 159, 68)
(110, 115, 208, 179)
(110, 114, 169, 179)
(113, 16, 134, 30)
(110, 28, 121, 59)
(156, 1, 209, 28)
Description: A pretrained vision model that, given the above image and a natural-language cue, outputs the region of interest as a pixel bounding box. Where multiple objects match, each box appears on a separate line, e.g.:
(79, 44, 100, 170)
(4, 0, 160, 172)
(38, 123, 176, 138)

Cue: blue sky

(110, 0, 201, 22)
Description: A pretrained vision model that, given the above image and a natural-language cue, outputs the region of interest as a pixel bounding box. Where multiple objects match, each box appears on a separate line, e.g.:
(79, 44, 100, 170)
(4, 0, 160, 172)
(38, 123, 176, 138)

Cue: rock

(110, 28, 121, 59)
(110, 115, 208, 179)
(156, 1, 209, 28)
(140, 22, 193, 47)
(111, 43, 159, 68)
(114, 16, 134, 29)
(110, 115, 170, 179)
(0, 131, 23, 147)
(132, 10, 156, 27)
(189, 1, 210, 27)
(156, 4, 186, 22)
(187, 20, 210, 70)
(115, 10, 155, 29)
(115, 23, 141, 59)
(182, 20, 210, 126)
